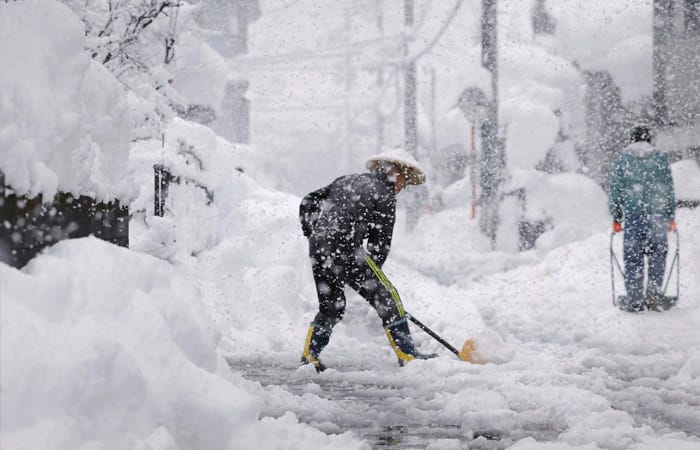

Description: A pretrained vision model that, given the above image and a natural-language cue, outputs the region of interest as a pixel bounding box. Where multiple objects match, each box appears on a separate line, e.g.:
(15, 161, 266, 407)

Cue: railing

(153, 164, 213, 217)
(677, 199, 699, 209)
(501, 187, 551, 251)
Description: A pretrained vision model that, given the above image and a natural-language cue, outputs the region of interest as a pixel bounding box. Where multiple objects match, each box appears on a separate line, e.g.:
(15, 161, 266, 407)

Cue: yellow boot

(384, 318, 437, 367)
(300, 323, 330, 372)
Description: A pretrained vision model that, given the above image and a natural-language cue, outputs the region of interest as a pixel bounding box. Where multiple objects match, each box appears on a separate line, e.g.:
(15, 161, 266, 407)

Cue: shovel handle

(406, 313, 460, 357)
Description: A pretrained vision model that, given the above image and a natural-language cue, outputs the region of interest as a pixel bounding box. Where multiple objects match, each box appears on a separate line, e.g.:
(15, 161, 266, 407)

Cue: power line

(233, 1, 466, 73)
(410, 0, 465, 61)
(262, 0, 303, 15)
(230, 34, 403, 71)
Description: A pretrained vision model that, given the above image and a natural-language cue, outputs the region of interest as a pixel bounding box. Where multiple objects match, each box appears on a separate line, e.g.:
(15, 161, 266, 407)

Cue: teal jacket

(609, 142, 676, 222)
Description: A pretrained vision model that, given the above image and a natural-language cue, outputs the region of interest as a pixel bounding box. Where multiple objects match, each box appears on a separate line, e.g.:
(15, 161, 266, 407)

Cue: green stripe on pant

(364, 255, 405, 317)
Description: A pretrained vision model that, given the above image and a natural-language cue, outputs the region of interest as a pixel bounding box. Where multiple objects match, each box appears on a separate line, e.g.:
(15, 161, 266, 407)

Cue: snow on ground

(673, 159, 700, 202)
(2, 1, 700, 449)
(0, 238, 368, 450)
(0, 1, 367, 449)
(211, 192, 700, 449)
(3, 178, 698, 448)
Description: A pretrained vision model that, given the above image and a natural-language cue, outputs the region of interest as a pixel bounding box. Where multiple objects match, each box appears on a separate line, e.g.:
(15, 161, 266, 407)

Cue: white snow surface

(0, 238, 365, 450)
(673, 159, 700, 202)
(3, 166, 699, 448)
(0, 1, 133, 201)
(2, 1, 700, 449)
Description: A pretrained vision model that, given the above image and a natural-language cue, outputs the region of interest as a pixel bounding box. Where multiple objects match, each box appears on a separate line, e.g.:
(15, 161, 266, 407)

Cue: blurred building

(194, 0, 260, 144)
(580, 1, 700, 192)
(653, 0, 700, 161)
(581, 71, 632, 191)
(531, 0, 556, 36)
(194, 0, 260, 56)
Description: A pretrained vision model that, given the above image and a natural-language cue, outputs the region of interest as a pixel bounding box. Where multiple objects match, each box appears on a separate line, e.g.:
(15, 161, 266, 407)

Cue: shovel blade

(458, 338, 482, 363)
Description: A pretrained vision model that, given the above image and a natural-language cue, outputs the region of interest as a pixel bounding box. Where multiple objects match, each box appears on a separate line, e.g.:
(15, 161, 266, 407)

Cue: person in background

(298, 148, 436, 372)
(609, 125, 677, 312)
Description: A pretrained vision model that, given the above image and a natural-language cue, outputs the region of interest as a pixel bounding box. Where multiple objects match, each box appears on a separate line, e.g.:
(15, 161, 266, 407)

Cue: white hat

(365, 147, 426, 185)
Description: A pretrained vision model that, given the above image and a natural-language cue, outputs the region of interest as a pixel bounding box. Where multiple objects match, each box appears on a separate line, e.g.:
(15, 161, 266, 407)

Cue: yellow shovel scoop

(407, 313, 481, 363)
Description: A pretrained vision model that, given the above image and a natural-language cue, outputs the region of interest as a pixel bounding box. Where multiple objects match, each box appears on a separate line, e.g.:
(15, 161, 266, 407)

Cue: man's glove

(669, 220, 677, 232)
(612, 221, 622, 233)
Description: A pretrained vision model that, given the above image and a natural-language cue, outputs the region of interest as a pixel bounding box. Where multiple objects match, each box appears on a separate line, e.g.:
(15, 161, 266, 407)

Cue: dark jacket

(609, 142, 676, 222)
(299, 170, 396, 267)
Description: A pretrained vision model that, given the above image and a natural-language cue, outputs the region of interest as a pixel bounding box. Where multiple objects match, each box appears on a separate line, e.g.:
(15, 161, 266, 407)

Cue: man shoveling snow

(298, 148, 437, 371)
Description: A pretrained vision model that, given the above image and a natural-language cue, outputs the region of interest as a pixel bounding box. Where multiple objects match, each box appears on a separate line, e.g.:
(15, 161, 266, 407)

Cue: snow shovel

(406, 313, 478, 362)
(609, 230, 680, 310)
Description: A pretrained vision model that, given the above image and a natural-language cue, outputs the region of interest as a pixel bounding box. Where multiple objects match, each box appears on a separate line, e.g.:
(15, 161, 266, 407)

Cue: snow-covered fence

(500, 187, 551, 251)
(153, 164, 214, 217)
(0, 171, 128, 268)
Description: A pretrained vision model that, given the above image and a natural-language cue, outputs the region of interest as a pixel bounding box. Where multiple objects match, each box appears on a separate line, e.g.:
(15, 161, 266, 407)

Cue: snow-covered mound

(508, 170, 610, 250)
(672, 159, 700, 202)
(0, 238, 368, 450)
(0, 0, 133, 201)
(128, 117, 265, 261)
(399, 170, 610, 280)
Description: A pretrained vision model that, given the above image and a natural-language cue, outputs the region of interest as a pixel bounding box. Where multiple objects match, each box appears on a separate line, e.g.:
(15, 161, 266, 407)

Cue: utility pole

(343, 3, 353, 172)
(480, 0, 504, 245)
(653, 0, 671, 126)
(404, 0, 417, 156)
(376, 0, 386, 151)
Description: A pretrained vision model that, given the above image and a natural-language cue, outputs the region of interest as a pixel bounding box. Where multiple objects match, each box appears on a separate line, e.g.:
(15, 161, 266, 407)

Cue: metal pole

(480, 0, 503, 245)
(154, 164, 169, 217)
(610, 232, 616, 305)
(343, 3, 353, 172)
(430, 67, 437, 155)
(376, 2, 386, 151)
(470, 125, 477, 220)
(653, 0, 672, 125)
(404, 0, 417, 156)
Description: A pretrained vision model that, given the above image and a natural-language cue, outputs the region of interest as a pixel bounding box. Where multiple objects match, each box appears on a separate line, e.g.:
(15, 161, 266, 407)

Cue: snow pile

(412, 169, 609, 268)
(0, 1, 133, 201)
(129, 117, 265, 261)
(551, 0, 653, 102)
(507, 170, 610, 250)
(172, 29, 229, 111)
(500, 43, 581, 172)
(0, 238, 368, 450)
(672, 159, 700, 202)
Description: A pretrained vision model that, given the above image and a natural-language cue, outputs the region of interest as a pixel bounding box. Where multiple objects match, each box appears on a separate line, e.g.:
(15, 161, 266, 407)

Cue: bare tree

(64, 0, 179, 77)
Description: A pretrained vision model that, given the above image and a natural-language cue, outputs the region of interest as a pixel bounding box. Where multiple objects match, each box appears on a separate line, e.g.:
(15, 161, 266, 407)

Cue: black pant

(308, 242, 404, 331)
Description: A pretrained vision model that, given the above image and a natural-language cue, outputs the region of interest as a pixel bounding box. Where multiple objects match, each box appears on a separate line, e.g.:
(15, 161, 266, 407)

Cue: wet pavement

(228, 355, 700, 449)
(228, 359, 532, 449)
